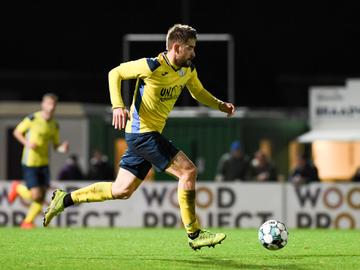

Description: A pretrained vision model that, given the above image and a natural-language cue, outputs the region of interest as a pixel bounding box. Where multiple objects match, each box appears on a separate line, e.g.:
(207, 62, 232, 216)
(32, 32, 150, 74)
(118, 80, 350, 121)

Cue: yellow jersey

(109, 52, 222, 133)
(15, 111, 60, 167)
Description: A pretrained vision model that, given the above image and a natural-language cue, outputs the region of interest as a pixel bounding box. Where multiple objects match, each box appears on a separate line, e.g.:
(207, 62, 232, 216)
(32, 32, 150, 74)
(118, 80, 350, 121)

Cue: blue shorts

(22, 165, 50, 189)
(120, 132, 179, 180)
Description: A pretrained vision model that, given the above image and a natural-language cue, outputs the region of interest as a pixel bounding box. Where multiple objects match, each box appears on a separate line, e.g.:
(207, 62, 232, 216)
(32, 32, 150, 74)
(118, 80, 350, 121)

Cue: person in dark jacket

(87, 149, 114, 180)
(215, 140, 250, 181)
(248, 150, 278, 182)
(289, 154, 319, 185)
(58, 154, 84, 180)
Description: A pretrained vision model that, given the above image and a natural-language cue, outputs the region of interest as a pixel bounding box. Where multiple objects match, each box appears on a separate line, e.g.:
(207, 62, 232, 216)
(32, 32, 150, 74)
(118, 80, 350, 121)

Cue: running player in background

(8, 93, 69, 229)
(43, 24, 235, 250)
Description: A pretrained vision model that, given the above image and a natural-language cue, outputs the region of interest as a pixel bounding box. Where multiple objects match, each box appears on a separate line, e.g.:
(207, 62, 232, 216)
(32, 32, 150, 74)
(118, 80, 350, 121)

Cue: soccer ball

(258, 219, 288, 250)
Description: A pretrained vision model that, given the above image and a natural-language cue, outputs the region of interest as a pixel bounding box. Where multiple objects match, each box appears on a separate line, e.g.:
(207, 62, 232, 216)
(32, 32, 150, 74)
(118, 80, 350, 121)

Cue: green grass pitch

(1, 228, 359, 270)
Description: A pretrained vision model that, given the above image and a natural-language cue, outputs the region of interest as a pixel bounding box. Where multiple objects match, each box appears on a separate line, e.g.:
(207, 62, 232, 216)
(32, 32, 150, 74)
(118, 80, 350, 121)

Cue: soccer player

(43, 24, 235, 250)
(8, 93, 69, 229)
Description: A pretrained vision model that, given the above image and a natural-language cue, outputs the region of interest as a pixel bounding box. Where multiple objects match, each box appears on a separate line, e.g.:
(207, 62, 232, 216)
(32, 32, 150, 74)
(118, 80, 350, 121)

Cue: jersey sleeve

(186, 67, 222, 110)
(15, 116, 32, 134)
(108, 58, 152, 109)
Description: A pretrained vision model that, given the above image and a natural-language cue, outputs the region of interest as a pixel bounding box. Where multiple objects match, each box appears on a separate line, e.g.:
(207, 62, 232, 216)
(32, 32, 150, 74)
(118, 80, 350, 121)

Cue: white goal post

(122, 34, 235, 103)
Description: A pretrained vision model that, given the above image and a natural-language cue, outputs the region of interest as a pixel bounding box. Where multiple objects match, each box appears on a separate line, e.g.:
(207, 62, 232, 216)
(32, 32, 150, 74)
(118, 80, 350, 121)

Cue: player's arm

(108, 58, 151, 130)
(13, 117, 37, 149)
(52, 122, 69, 153)
(186, 68, 235, 117)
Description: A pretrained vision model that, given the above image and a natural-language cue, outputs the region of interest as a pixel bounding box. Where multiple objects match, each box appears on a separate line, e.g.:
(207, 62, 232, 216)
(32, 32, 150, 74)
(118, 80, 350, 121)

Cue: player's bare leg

(111, 169, 142, 199)
(166, 151, 226, 250)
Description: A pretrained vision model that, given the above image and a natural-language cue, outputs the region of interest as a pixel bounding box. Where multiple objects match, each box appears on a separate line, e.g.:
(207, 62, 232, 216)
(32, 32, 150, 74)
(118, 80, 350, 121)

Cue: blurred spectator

(248, 150, 278, 182)
(58, 154, 84, 180)
(351, 167, 360, 182)
(215, 140, 250, 181)
(88, 149, 114, 180)
(289, 154, 319, 185)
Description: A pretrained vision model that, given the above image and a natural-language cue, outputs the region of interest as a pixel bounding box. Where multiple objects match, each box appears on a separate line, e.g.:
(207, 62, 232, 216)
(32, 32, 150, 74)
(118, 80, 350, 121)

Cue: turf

(0, 228, 359, 270)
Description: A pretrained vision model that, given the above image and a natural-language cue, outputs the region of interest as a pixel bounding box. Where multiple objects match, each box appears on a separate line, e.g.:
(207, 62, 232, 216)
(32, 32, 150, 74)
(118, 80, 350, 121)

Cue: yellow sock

(24, 201, 42, 223)
(16, 184, 32, 201)
(178, 189, 200, 234)
(71, 182, 113, 204)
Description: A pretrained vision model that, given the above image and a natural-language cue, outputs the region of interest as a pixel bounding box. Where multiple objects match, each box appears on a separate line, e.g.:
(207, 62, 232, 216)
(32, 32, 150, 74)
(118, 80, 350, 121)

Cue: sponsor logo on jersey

(160, 85, 184, 102)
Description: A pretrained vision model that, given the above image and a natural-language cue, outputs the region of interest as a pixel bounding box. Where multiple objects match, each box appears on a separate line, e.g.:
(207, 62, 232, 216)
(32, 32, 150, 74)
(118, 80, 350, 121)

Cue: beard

(181, 59, 192, 67)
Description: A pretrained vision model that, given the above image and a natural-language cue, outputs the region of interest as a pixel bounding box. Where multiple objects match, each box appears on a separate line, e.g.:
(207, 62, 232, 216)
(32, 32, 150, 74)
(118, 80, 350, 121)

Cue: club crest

(178, 69, 185, 77)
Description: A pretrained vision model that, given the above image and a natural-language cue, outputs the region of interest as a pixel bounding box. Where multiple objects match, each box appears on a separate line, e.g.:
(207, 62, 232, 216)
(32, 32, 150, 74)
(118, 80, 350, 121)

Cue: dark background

(1, 1, 359, 108)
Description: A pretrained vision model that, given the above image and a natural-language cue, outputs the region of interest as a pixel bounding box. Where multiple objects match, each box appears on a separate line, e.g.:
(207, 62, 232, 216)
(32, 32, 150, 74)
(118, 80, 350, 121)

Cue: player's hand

(26, 141, 38, 150)
(112, 107, 130, 130)
(219, 102, 236, 117)
(58, 141, 69, 153)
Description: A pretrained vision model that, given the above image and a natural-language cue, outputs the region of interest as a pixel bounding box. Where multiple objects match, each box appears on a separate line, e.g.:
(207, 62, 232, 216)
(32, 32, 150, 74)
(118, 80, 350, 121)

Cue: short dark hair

(166, 24, 197, 50)
(69, 154, 78, 162)
(43, 92, 58, 102)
